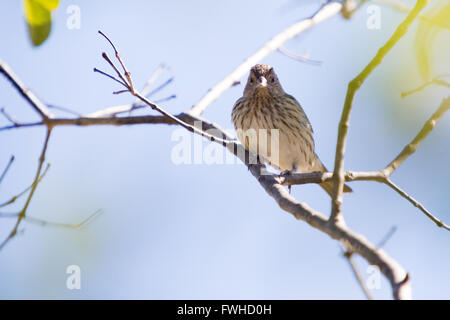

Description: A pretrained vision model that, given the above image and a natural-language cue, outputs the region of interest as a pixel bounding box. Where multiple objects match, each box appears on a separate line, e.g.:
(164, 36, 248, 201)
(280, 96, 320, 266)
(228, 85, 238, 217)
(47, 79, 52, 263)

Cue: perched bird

(232, 64, 352, 196)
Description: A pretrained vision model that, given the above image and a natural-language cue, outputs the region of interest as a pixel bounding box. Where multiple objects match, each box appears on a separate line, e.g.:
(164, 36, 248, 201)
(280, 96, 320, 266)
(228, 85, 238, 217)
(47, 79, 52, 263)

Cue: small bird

(232, 64, 352, 196)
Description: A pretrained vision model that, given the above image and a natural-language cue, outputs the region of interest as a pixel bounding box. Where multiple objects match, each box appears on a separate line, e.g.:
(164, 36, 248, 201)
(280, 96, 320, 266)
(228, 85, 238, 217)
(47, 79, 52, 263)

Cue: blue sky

(0, 0, 449, 299)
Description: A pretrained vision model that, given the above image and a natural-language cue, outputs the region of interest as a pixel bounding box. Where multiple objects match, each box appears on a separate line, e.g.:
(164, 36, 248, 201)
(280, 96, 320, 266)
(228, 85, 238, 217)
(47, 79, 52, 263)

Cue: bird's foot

(279, 169, 293, 177)
(279, 170, 294, 194)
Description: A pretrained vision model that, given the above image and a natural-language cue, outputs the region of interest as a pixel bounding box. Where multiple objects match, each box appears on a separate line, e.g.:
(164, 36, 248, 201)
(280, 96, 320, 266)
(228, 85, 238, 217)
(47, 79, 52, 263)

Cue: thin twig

(342, 224, 397, 300)
(0, 128, 52, 250)
(140, 64, 166, 96)
(384, 179, 449, 231)
(93, 67, 128, 89)
(377, 226, 397, 248)
(0, 155, 15, 186)
(401, 75, 450, 98)
(280, 170, 450, 231)
(278, 46, 323, 65)
(1, 107, 20, 125)
(0, 164, 50, 208)
(0, 59, 53, 119)
(98, 31, 134, 92)
(94, 35, 241, 150)
(0, 121, 45, 131)
(46, 104, 82, 116)
(342, 250, 374, 300)
(330, 0, 428, 224)
(0, 209, 101, 229)
(144, 77, 174, 98)
(384, 95, 450, 175)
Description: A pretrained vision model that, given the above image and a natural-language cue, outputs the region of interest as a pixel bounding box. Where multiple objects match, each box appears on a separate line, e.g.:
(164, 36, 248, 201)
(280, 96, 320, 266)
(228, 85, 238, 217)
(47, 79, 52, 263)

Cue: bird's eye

(250, 78, 254, 83)
(271, 78, 275, 83)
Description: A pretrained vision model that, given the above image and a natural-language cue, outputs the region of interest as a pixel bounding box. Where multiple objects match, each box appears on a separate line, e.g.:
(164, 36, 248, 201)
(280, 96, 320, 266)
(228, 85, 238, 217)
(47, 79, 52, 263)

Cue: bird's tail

(315, 159, 353, 196)
(319, 180, 353, 197)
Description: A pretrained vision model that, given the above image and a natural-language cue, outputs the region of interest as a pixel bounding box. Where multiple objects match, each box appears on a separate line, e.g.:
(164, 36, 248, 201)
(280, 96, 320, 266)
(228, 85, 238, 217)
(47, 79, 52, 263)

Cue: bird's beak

(257, 76, 267, 87)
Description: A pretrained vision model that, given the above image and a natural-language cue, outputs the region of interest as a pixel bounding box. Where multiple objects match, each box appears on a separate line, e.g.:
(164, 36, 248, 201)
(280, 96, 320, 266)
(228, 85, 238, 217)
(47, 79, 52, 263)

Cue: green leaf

(35, 0, 59, 11)
(27, 19, 52, 46)
(23, 0, 59, 46)
(414, 1, 450, 81)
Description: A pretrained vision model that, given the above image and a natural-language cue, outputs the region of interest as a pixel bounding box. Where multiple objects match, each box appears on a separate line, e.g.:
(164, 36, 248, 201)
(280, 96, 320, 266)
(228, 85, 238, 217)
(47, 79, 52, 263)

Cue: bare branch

(385, 179, 449, 231)
(1, 107, 20, 125)
(253, 164, 411, 299)
(0, 164, 50, 208)
(0, 155, 15, 186)
(280, 170, 450, 231)
(277, 46, 323, 66)
(0, 128, 52, 250)
(46, 104, 82, 116)
(279, 170, 385, 186)
(98, 31, 135, 92)
(93, 67, 128, 89)
(94, 33, 242, 150)
(0, 59, 53, 119)
(0, 209, 101, 229)
(342, 249, 374, 300)
(85, 66, 174, 118)
(342, 225, 397, 300)
(144, 77, 174, 99)
(331, 0, 428, 224)
(140, 64, 166, 96)
(377, 226, 397, 248)
(384, 95, 450, 175)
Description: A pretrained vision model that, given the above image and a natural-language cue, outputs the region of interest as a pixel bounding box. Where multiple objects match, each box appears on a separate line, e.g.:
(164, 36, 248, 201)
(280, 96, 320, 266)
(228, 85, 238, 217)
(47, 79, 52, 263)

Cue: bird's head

(243, 64, 284, 97)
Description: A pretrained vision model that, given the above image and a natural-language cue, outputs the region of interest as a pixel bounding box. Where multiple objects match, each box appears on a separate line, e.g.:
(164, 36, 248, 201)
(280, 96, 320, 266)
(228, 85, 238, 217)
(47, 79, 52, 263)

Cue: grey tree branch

(0, 60, 53, 120)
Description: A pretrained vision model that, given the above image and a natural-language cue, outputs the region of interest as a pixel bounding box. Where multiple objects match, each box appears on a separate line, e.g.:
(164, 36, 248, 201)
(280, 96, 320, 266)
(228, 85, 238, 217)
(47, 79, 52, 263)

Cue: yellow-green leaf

(27, 20, 51, 46)
(34, 0, 59, 11)
(24, 0, 51, 26)
(23, 0, 59, 46)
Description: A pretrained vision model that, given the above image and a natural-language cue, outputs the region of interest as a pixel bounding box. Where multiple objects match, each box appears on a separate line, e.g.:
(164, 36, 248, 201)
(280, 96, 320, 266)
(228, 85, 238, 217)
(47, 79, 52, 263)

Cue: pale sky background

(0, 0, 449, 299)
